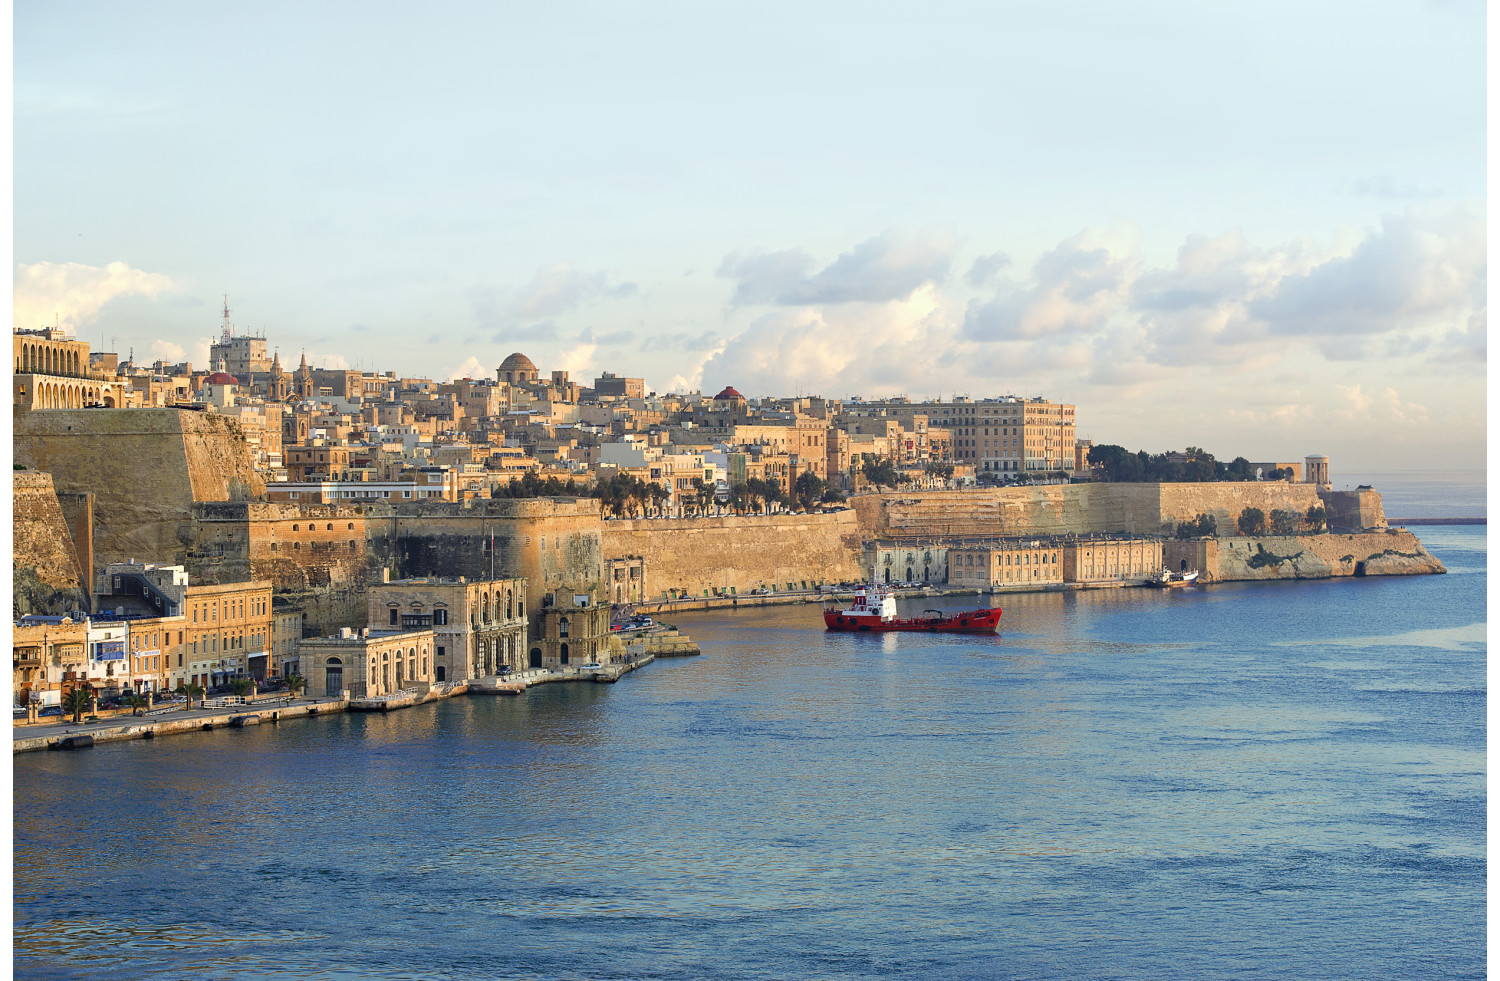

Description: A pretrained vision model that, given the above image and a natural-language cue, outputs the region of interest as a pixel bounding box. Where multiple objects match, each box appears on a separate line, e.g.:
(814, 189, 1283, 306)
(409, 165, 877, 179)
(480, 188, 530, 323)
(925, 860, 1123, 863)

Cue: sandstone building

(367, 577, 527, 682)
(299, 627, 435, 699)
(948, 542, 1064, 588)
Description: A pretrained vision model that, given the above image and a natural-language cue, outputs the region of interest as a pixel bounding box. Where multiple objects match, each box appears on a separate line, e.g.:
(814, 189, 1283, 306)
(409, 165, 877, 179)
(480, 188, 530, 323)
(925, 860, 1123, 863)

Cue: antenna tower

(221, 295, 233, 344)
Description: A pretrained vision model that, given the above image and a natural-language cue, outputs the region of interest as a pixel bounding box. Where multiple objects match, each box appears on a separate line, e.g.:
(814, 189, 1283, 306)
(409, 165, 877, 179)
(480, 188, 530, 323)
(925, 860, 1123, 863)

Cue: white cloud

(718, 229, 956, 307)
(475, 262, 637, 338)
(556, 341, 597, 377)
(149, 339, 185, 363)
(702, 285, 954, 398)
(962, 225, 1139, 342)
(14, 260, 174, 332)
(449, 355, 487, 381)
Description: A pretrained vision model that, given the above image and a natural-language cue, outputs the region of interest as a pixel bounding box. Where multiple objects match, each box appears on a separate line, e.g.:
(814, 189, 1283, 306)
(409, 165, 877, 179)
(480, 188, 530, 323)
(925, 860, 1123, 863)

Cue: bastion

(14, 409, 262, 568)
(854, 482, 1382, 540)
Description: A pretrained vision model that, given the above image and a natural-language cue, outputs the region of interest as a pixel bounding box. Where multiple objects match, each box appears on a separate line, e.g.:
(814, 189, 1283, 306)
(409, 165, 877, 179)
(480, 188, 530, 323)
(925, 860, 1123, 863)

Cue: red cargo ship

(823, 582, 1002, 633)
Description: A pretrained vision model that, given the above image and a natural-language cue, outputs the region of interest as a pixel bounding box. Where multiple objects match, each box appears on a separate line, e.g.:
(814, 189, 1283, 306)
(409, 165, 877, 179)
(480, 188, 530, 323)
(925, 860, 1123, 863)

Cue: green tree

(1224, 457, 1254, 481)
(1175, 512, 1217, 539)
(125, 694, 148, 717)
(178, 682, 205, 710)
(1237, 507, 1267, 536)
(285, 674, 306, 699)
(229, 678, 254, 697)
(1270, 508, 1302, 535)
(62, 687, 93, 725)
(793, 471, 826, 511)
(861, 457, 900, 489)
(1305, 504, 1327, 532)
(689, 477, 710, 515)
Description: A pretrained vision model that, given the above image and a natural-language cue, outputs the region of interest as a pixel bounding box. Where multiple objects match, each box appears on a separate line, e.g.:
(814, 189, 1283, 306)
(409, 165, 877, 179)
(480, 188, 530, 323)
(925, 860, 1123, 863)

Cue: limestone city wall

(856, 482, 1360, 541)
(601, 510, 863, 599)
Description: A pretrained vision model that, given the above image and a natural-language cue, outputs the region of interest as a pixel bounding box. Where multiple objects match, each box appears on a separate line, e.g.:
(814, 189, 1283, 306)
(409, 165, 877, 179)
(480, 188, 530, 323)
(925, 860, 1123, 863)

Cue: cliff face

(1206, 531, 1445, 582)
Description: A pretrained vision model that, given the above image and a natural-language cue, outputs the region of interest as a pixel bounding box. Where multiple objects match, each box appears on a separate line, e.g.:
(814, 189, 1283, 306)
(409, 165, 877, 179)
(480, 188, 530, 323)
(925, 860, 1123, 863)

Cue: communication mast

(221, 295, 233, 344)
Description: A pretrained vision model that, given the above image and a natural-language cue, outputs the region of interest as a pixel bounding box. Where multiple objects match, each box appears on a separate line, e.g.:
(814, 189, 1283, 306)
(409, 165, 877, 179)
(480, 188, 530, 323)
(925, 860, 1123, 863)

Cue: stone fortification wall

(14, 471, 84, 588)
(14, 409, 263, 567)
(12, 471, 90, 616)
(369, 497, 605, 621)
(1319, 488, 1387, 533)
(1156, 482, 1324, 531)
(856, 482, 1361, 540)
(189, 501, 379, 635)
(186, 497, 608, 637)
(1163, 530, 1443, 582)
(601, 511, 862, 599)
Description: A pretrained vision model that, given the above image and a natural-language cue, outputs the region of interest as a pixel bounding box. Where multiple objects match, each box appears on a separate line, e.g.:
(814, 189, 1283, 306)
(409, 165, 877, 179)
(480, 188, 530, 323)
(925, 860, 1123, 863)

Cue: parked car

(38, 706, 62, 718)
(499, 665, 514, 677)
(580, 662, 603, 671)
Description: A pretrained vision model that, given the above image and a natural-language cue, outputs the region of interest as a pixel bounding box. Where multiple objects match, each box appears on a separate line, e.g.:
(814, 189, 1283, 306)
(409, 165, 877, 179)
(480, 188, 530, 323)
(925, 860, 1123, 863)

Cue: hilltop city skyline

(15, 2, 1486, 472)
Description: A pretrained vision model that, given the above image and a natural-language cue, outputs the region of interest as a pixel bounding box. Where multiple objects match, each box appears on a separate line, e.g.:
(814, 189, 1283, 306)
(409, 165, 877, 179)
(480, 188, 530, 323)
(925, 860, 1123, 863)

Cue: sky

(13, 0, 1487, 473)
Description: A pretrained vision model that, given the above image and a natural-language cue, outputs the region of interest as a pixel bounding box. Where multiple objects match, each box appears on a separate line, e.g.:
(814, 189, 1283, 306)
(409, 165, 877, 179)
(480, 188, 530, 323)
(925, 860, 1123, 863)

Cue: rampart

(13, 471, 83, 588)
(854, 482, 1373, 540)
(13, 471, 90, 615)
(14, 410, 263, 567)
(601, 511, 863, 599)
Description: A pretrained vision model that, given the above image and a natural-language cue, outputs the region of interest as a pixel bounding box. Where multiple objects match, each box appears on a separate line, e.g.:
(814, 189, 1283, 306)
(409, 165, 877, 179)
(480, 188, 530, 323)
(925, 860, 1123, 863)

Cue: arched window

(506, 590, 513, 619)
(558, 617, 569, 637)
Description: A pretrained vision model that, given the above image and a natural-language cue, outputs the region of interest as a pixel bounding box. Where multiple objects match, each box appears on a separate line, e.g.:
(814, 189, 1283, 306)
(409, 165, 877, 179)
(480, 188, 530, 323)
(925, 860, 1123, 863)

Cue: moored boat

(823, 582, 1001, 633)
(1148, 568, 1200, 588)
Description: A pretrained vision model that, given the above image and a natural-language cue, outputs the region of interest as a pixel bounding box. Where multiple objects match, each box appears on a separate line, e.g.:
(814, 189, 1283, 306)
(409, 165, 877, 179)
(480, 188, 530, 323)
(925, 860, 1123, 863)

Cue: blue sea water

(12, 527, 1486, 980)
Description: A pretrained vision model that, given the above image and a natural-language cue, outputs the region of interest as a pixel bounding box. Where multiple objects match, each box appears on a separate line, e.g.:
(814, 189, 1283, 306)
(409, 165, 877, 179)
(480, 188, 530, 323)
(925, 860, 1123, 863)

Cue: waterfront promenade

(12, 640, 696, 754)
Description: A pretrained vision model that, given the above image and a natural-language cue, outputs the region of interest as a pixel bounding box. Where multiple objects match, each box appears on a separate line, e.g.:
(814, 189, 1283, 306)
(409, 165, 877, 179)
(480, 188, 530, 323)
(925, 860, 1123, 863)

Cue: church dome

(205, 371, 238, 386)
(714, 386, 745, 401)
(499, 352, 537, 372)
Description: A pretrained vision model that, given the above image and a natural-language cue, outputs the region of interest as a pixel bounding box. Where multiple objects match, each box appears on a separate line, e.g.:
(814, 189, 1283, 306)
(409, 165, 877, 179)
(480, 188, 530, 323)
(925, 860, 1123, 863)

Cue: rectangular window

(389, 608, 398, 626)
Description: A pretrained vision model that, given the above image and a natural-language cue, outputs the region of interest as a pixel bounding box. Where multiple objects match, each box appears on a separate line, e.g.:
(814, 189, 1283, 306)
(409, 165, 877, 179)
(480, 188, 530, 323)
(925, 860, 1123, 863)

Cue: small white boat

(1148, 569, 1200, 588)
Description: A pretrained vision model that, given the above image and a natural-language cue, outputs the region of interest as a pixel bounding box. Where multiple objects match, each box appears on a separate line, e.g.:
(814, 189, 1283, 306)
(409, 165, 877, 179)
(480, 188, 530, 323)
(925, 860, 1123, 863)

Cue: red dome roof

(205, 371, 238, 385)
(714, 386, 745, 400)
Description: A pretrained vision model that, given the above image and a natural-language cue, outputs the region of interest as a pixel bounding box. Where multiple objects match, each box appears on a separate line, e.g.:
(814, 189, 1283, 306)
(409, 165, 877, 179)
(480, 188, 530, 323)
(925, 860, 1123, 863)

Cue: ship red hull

(823, 607, 1002, 633)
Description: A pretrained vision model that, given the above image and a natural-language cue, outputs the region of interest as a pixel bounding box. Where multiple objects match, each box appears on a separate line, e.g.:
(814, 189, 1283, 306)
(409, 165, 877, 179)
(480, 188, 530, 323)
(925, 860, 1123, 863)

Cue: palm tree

(229, 678, 254, 697)
(179, 682, 205, 710)
(285, 674, 306, 700)
(62, 687, 92, 725)
(125, 694, 147, 717)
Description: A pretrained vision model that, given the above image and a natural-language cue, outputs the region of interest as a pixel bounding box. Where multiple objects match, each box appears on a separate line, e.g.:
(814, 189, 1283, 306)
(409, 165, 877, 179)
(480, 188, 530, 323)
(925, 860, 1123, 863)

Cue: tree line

(1087, 445, 1296, 483)
(489, 468, 844, 517)
(1173, 504, 1328, 539)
